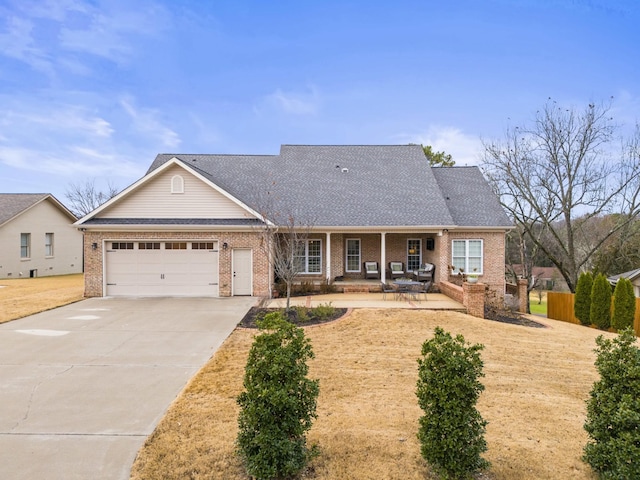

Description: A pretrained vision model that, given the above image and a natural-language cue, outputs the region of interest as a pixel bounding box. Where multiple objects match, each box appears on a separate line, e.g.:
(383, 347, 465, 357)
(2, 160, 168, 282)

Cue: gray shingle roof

(608, 268, 640, 283)
(142, 145, 511, 229)
(0, 193, 50, 226)
(81, 218, 264, 226)
(431, 167, 513, 227)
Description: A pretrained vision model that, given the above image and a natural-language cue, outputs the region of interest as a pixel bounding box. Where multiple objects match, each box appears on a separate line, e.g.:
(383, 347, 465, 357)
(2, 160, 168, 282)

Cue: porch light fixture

(91, 243, 98, 250)
(223, 242, 228, 250)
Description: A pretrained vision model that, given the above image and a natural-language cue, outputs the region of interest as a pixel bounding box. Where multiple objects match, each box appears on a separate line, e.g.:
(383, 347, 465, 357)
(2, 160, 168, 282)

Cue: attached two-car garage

(104, 241, 219, 297)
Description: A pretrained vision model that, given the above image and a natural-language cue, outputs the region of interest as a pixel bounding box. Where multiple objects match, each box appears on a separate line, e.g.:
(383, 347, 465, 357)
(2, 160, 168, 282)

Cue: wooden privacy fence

(547, 292, 640, 336)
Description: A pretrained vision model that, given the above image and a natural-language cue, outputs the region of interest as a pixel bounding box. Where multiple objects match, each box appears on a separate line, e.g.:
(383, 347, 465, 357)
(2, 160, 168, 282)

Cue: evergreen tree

(612, 277, 636, 330)
(574, 272, 594, 325)
(590, 273, 612, 330)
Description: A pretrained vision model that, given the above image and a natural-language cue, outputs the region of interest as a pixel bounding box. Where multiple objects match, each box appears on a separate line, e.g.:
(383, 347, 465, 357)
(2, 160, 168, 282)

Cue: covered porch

(263, 291, 465, 311)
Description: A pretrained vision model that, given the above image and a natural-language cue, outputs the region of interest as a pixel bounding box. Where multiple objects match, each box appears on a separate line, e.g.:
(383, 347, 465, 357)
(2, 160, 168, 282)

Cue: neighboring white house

(608, 268, 640, 298)
(0, 194, 83, 279)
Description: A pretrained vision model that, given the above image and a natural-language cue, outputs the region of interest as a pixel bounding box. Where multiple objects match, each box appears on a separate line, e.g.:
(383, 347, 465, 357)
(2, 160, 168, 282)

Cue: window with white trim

(45, 233, 54, 257)
(171, 175, 184, 194)
(20, 233, 30, 258)
(294, 239, 322, 274)
(346, 238, 361, 272)
(451, 239, 483, 274)
(407, 239, 422, 271)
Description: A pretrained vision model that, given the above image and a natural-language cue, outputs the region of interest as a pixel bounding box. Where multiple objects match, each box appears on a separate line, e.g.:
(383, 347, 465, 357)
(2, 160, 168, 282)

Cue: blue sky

(0, 0, 638, 203)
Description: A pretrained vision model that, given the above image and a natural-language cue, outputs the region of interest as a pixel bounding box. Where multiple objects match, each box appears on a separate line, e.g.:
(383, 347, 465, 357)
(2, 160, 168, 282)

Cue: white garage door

(105, 241, 219, 297)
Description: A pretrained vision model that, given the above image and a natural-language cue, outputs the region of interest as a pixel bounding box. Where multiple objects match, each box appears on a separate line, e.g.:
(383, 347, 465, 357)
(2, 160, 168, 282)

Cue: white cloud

(120, 97, 181, 148)
(397, 125, 484, 166)
(6, 107, 114, 138)
(0, 16, 52, 73)
(0, 0, 169, 73)
(261, 86, 321, 115)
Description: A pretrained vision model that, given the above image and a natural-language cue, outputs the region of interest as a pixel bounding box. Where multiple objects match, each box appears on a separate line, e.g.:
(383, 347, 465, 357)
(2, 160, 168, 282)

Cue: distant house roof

(0, 193, 76, 227)
(145, 145, 512, 229)
(608, 268, 640, 284)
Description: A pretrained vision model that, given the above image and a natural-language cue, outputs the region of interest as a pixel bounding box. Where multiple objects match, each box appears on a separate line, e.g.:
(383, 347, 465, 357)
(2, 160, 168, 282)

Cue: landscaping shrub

(612, 278, 636, 331)
(293, 305, 310, 322)
(590, 273, 611, 330)
(319, 278, 337, 294)
(311, 302, 335, 320)
(416, 327, 489, 479)
(237, 312, 319, 479)
(574, 271, 593, 326)
(583, 328, 640, 479)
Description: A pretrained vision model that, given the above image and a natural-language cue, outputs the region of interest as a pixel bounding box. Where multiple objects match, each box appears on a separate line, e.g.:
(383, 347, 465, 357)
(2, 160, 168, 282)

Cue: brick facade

(84, 228, 507, 304)
(83, 230, 269, 298)
(439, 230, 506, 304)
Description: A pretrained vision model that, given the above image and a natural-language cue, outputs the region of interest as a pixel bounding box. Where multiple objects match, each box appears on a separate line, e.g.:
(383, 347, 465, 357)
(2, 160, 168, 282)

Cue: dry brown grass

(0, 273, 84, 323)
(131, 309, 609, 480)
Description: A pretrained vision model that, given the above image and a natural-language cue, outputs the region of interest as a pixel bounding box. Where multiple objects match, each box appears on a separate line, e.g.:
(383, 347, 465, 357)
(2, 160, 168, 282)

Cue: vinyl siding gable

(100, 165, 253, 219)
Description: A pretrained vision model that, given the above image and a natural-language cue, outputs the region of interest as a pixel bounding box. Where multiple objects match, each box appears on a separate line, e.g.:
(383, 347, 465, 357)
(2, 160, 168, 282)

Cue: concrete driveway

(0, 296, 256, 480)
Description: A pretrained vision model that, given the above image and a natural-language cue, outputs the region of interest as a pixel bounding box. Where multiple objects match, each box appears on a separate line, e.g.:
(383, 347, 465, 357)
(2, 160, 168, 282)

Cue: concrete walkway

(263, 292, 465, 310)
(0, 296, 256, 480)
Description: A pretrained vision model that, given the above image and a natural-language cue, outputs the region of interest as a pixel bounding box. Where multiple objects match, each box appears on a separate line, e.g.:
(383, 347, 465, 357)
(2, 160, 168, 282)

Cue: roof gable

(76, 158, 262, 225)
(0, 193, 76, 227)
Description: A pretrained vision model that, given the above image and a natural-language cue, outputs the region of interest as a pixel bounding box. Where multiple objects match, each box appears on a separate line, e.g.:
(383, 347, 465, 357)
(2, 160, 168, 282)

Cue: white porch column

(325, 232, 331, 281)
(381, 232, 387, 283)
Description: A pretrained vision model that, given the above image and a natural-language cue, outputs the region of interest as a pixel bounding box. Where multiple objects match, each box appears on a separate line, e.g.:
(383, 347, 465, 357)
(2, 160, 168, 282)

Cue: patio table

(393, 280, 425, 302)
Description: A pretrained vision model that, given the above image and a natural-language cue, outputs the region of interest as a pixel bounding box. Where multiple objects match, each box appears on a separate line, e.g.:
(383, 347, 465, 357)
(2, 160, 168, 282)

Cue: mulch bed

(239, 305, 546, 329)
(484, 306, 547, 328)
(238, 306, 348, 329)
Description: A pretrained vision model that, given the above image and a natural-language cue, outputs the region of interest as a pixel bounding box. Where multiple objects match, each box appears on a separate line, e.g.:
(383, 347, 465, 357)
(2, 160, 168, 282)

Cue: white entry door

(232, 249, 252, 296)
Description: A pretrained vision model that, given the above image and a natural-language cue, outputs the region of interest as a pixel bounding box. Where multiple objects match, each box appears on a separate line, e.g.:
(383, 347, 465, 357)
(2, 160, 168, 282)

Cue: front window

(451, 239, 483, 274)
(295, 239, 322, 274)
(407, 239, 422, 271)
(45, 233, 54, 257)
(20, 233, 30, 258)
(346, 239, 361, 272)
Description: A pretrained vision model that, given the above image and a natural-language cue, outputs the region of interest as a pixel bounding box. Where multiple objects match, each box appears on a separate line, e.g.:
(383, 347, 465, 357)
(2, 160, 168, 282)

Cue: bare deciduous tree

(252, 188, 315, 310)
(65, 178, 119, 217)
(482, 100, 640, 292)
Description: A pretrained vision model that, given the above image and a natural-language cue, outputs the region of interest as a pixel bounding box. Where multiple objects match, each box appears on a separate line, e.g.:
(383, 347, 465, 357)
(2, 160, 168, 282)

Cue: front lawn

(131, 309, 604, 480)
(529, 290, 548, 316)
(0, 273, 84, 323)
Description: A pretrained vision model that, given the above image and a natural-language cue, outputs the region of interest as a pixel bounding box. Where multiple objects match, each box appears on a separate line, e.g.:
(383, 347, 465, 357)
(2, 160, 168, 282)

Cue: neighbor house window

(171, 175, 184, 194)
(45, 233, 54, 257)
(346, 238, 361, 272)
(294, 239, 322, 274)
(20, 233, 30, 258)
(451, 239, 483, 274)
(407, 239, 422, 271)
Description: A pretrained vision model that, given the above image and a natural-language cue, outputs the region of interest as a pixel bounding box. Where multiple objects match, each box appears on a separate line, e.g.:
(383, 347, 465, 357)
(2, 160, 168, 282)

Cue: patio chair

(415, 263, 435, 282)
(364, 261, 380, 279)
(381, 282, 397, 300)
(388, 261, 405, 279)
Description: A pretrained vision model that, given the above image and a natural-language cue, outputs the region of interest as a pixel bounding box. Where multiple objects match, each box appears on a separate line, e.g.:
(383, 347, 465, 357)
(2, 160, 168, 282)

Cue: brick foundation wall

(83, 230, 269, 298)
